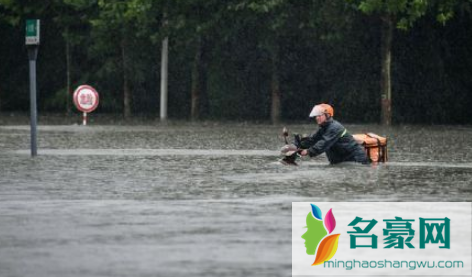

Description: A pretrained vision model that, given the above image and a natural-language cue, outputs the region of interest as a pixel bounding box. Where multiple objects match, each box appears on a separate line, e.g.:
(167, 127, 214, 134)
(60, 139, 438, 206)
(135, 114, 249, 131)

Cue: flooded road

(1, 123, 471, 276)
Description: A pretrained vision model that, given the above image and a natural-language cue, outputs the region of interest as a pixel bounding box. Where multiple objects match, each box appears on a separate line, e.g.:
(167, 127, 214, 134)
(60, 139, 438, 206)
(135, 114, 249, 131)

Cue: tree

(169, 0, 224, 121)
(52, 0, 97, 115)
(347, 0, 467, 125)
(226, 0, 349, 124)
(86, 0, 151, 118)
(117, 0, 168, 119)
(227, 0, 292, 124)
(115, 0, 214, 120)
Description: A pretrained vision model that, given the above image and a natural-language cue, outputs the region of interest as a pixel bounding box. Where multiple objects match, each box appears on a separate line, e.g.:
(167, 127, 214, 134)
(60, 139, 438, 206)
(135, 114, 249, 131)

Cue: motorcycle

(279, 127, 306, 166)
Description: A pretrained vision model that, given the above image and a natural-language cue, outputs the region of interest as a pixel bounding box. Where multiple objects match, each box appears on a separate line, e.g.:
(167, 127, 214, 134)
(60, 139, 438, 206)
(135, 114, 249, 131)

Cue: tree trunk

(270, 51, 281, 125)
(65, 28, 72, 115)
(380, 15, 393, 125)
(190, 36, 206, 121)
(121, 38, 131, 119)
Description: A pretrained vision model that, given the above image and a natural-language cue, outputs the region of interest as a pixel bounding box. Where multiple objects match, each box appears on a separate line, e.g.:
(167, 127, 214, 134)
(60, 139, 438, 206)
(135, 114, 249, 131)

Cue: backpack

(353, 133, 388, 163)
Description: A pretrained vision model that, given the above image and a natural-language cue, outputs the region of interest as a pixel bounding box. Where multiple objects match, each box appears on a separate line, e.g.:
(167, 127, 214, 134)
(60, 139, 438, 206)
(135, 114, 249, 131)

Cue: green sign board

(25, 19, 40, 45)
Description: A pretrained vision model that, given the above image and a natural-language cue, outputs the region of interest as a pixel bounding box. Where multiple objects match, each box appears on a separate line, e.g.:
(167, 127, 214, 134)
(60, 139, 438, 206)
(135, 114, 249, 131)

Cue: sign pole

(28, 47, 38, 156)
(83, 112, 87, 126)
(26, 19, 40, 157)
(160, 35, 168, 121)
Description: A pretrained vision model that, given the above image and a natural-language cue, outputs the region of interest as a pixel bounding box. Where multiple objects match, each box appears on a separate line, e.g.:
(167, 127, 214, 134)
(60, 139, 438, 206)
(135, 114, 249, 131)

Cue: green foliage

(348, 0, 470, 30)
(0, 0, 49, 25)
(1, 0, 472, 123)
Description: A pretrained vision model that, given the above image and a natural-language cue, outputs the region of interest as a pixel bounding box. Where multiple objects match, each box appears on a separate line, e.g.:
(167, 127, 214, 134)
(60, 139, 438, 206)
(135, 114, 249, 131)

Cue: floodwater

(0, 122, 471, 277)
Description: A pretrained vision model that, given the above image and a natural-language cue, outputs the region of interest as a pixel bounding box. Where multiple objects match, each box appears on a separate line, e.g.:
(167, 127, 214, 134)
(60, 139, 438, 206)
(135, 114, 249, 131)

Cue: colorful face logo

(301, 204, 340, 266)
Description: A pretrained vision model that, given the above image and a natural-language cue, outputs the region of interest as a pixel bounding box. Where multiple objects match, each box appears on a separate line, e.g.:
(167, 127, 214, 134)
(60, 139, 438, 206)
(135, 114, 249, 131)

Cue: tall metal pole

(26, 19, 40, 157)
(160, 36, 168, 121)
(28, 47, 38, 157)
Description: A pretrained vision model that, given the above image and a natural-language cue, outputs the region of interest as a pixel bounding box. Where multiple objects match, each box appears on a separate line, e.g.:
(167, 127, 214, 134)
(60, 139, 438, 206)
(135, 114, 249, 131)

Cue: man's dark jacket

(301, 119, 368, 164)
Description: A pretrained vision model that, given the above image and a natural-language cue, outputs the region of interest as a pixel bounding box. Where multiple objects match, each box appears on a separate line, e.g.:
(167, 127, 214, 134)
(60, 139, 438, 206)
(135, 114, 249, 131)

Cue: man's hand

(299, 149, 309, 156)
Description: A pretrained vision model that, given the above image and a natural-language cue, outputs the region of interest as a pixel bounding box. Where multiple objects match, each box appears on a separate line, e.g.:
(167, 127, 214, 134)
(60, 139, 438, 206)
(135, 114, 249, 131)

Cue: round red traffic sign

(73, 85, 99, 113)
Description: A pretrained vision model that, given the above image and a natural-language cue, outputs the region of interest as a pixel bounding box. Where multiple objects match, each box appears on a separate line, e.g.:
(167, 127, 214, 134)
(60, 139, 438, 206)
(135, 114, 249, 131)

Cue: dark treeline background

(1, 0, 471, 124)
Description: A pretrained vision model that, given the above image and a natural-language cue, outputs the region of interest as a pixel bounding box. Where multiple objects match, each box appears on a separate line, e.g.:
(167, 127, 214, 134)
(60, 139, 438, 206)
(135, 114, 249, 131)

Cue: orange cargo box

(353, 133, 388, 163)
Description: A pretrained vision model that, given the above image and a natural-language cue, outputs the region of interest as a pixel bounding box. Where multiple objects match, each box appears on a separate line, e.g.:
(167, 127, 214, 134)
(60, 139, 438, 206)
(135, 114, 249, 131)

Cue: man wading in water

(298, 104, 369, 164)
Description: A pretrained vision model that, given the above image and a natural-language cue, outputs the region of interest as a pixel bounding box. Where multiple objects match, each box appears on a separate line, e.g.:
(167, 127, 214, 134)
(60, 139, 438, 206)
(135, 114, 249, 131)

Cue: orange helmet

(309, 103, 334, 117)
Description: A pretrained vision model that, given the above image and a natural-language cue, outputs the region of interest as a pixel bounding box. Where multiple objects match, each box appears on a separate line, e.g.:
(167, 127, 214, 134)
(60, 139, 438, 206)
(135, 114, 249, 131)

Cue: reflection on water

(0, 123, 471, 276)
